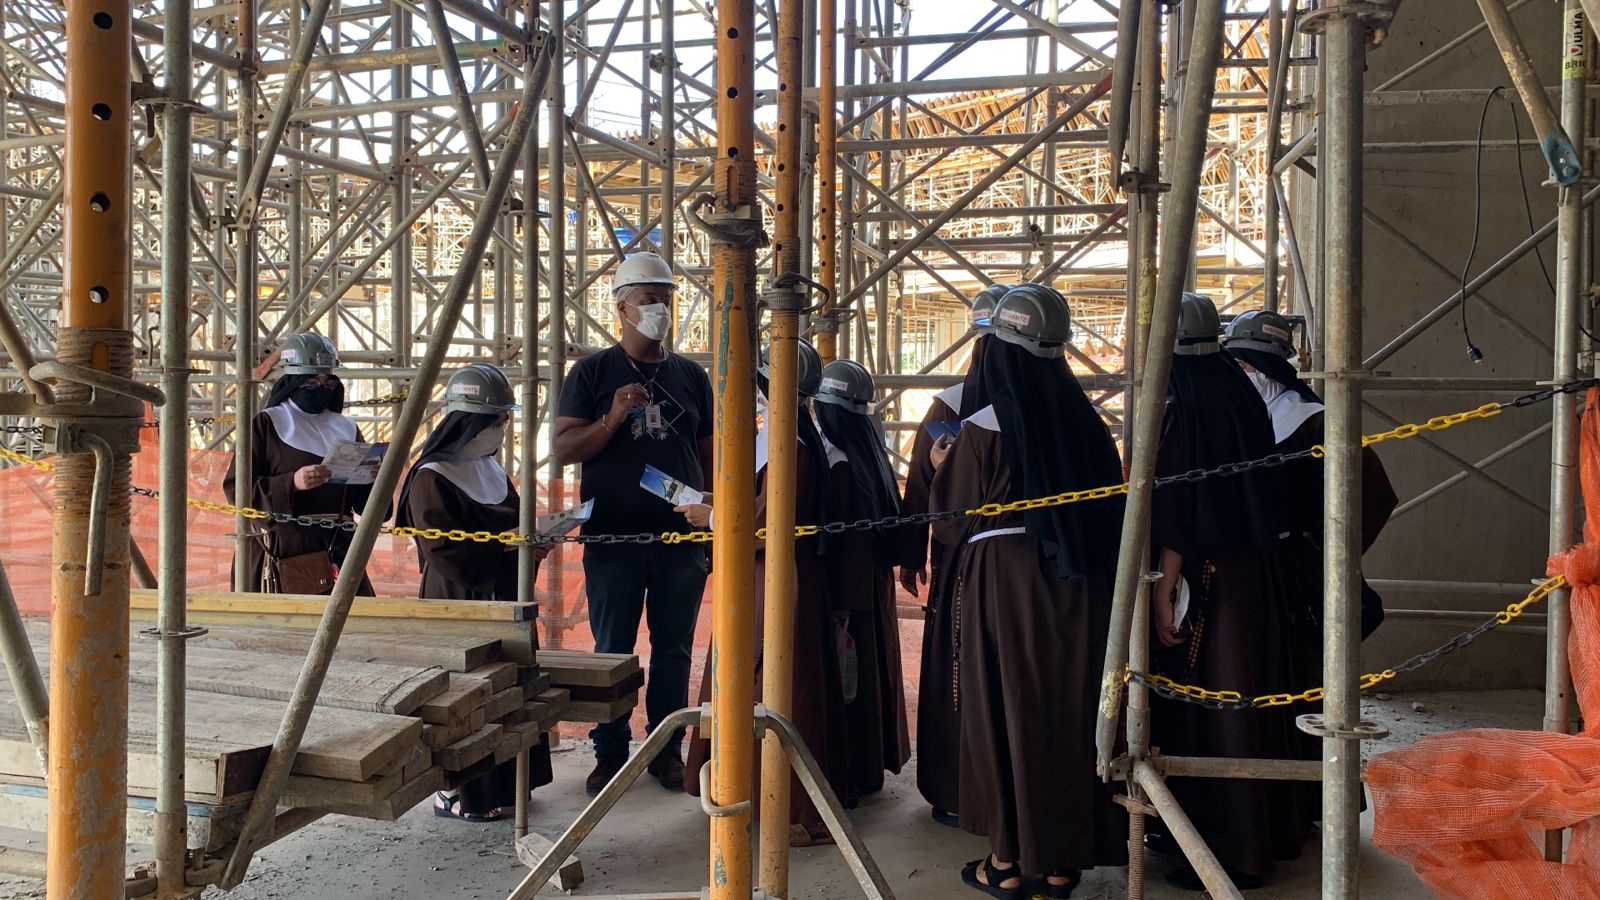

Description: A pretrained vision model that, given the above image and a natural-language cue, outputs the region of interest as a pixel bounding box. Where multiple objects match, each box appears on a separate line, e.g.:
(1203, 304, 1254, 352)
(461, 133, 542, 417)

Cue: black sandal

(1044, 869, 1082, 899)
(960, 856, 1022, 899)
(431, 791, 504, 822)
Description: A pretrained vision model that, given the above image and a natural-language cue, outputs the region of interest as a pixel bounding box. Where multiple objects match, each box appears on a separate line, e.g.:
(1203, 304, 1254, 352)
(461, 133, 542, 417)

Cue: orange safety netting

(1368, 387, 1600, 898)
(0, 426, 931, 739)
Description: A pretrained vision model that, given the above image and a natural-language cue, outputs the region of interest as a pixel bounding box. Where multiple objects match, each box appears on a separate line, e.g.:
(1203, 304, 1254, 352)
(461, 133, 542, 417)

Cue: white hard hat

(613, 252, 676, 296)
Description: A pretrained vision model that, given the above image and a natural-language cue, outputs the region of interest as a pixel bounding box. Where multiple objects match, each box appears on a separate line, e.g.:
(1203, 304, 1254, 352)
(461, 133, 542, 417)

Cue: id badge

(644, 403, 664, 433)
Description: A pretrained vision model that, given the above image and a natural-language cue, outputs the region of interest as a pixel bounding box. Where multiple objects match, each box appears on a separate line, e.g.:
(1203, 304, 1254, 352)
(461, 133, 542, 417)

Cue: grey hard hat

(815, 359, 875, 414)
(989, 282, 1071, 358)
(280, 332, 338, 374)
(1223, 309, 1295, 359)
(1174, 292, 1222, 356)
(970, 284, 1009, 334)
(759, 338, 824, 397)
(443, 363, 518, 415)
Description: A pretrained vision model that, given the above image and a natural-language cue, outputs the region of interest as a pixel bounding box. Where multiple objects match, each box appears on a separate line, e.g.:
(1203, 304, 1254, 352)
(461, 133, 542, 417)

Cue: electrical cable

(1507, 95, 1600, 343)
(1458, 87, 1501, 364)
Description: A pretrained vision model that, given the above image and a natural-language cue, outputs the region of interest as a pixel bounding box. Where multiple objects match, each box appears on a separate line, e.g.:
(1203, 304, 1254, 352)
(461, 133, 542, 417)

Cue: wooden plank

(514, 832, 585, 892)
(421, 719, 473, 751)
(179, 690, 422, 782)
(563, 669, 645, 703)
(474, 661, 519, 692)
(536, 649, 641, 687)
(281, 744, 428, 807)
(319, 767, 443, 821)
(559, 693, 637, 725)
(522, 672, 553, 700)
(493, 721, 545, 765)
(532, 687, 570, 708)
(126, 607, 538, 660)
(437, 725, 503, 771)
(124, 643, 448, 716)
(0, 782, 248, 852)
(0, 737, 268, 805)
(416, 676, 492, 725)
(484, 686, 525, 722)
(129, 588, 537, 621)
(183, 625, 501, 672)
(498, 706, 529, 727)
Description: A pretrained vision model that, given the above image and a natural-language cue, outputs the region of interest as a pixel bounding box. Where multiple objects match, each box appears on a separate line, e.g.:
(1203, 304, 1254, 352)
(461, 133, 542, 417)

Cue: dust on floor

(0, 688, 1547, 899)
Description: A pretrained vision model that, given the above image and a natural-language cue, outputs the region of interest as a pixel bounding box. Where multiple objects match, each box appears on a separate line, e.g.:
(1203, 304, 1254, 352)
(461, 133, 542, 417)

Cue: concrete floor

(0, 689, 1546, 898)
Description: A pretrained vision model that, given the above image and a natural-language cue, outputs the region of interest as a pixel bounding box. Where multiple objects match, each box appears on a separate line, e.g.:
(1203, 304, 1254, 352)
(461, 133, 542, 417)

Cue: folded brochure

(639, 463, 703, 506)
(536, 499, 594, 536)
(321, 439, 388, 485)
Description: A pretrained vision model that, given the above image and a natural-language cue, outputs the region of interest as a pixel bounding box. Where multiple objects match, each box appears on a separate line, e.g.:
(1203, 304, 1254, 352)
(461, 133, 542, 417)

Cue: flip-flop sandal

(432, 791, 505, 823)
(788, 823, 836, 847)
(960, 856, 1022, 899)
(931, 807, 961, 829)
(1044, 869, 1082, 899)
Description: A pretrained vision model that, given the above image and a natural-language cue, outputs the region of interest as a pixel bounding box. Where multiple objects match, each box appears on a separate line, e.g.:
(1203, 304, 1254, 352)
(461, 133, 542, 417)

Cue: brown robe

(1277, 411, 1399, 681)
(898, 392, 963, 813)
(401, 466, 554, 814)
(831, 460, 911, 797)
(1149, 407, 1317, 879)
(685, 440, 852, 826)
(929, 417, 1126, 873)
(222, 411, 378, 594)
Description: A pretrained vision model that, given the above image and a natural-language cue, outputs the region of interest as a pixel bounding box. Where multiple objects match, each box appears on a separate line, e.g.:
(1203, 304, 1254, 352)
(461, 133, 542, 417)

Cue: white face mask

(462, 424, 504, 458)
(631, 303, 672, 342)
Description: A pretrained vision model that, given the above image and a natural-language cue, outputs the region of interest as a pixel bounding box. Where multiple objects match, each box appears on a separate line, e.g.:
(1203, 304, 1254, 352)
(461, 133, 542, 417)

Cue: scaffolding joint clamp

(1295, 714, 1389, 741)
(686, 193, 770, 249)
(1297, 1, 1402, 41)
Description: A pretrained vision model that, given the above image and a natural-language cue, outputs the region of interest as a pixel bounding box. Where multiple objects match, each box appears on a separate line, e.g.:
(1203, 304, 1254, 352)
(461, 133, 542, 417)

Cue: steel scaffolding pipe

(1543, 0, 1589, 864)
(706, 0, 761, 895)
(217, 35, 553, 889)
(49, 0, 140, 892)
(758, 0, 805, 893)
(1318, 3, 1370, 893)
(1096, 0, 1229, 775)
(155, 0, 196, 893)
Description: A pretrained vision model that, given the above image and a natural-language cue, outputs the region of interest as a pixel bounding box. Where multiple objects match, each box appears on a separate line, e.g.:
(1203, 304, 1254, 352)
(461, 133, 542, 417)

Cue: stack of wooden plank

(539, 650, 644, 725)
(4, 593, 584, 831)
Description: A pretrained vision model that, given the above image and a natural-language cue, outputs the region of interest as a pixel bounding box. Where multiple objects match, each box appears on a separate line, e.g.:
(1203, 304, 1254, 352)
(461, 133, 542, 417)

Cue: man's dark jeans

(582, 542, 707, 760)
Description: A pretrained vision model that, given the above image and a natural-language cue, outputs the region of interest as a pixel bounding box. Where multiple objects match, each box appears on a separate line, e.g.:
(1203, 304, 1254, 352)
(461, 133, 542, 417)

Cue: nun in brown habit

(929, 284, 1126, 899)
(682, 341, 853, 847)
(397, 364, 555, 821)
(223, 332, 382, 595)
(898, 286, 1006, 824)
(814, 359, 911, 799)
(1224, 309, 1399, 668)
(1148, 294, 1316, 891)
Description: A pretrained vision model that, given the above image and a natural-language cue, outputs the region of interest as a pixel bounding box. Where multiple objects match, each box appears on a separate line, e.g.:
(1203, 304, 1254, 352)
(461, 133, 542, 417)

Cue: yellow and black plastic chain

(2, 378, 1595, 546)
(1124, 574, 1567, 710)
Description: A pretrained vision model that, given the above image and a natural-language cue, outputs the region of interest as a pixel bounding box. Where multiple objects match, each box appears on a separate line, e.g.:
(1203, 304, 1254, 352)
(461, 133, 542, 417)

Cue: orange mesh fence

(1368, 387, 1600, 899)
(0, 426, 930, 741)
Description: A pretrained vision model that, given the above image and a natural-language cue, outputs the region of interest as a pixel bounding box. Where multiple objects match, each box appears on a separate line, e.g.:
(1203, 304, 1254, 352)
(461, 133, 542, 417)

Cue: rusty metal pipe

(757, 5, 805, 892)
(49, 0, 137, 892)
(708, 0, 760, 895)
(815, 0, 838, 362)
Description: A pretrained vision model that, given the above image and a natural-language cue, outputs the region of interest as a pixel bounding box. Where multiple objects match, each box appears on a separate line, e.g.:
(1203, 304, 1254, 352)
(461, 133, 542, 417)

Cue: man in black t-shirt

(554, 252, 713, 797)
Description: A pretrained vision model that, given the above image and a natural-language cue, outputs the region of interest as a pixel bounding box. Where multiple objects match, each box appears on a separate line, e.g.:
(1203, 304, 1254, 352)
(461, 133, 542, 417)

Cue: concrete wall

(1329, 0, 1576, 689)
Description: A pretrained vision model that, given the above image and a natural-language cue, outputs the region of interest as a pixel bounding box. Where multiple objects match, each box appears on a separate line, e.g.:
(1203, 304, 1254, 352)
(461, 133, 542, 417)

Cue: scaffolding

(0, 0, 1591, 897)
